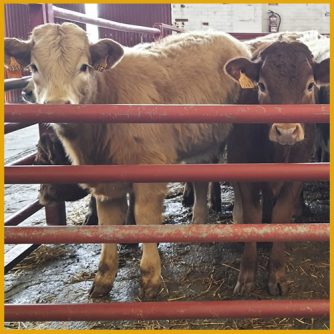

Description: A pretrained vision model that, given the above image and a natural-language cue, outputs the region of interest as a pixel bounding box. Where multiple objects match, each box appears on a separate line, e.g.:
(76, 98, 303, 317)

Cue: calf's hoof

(233, 280, 255, 296)
(140, 273, 161, 300)
(268, 272, 288, 296)
(233, 267, 255, 295)
(139, 281, 161, 300)
(89, 281, 113, 298)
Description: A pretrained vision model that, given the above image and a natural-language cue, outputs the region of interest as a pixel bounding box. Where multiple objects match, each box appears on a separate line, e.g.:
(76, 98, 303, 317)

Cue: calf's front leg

(268, 182, 302, 296)
(233, 183, 262, 295)
(192, 181, 208, 224)
(90, 196, 127, 298)
(133, 183, 166, 299)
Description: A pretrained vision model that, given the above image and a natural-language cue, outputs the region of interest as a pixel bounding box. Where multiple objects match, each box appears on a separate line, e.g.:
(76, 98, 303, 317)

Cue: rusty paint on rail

(5, 224, 329, 244)
(5, 104, 329, 123)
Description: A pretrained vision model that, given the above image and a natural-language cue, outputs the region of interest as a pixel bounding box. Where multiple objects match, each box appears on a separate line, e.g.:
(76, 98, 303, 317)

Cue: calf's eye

(258, 82, 266, 92)
(307, 82, 315, 91)
(80, 64, 89, 72)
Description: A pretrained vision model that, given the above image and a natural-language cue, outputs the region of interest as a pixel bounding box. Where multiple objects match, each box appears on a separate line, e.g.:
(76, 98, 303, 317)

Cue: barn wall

(172, 4, 330, 33)
(98, 4, 171, 46)
(263, 4, 329, 34)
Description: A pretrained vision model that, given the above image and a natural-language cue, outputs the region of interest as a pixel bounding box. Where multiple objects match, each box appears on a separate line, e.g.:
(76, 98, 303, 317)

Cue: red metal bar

(52, 6, 160, 35)
(5, 300, 329, 321)
(5, 104, 329, 123)
(4, 163, 329, 184)
(5, 122, 36, 134)
(5, 224, 329, 244)
(4, 200, 43, 226)
(230, 32, 270, 40)
(6, 152, 36, 166)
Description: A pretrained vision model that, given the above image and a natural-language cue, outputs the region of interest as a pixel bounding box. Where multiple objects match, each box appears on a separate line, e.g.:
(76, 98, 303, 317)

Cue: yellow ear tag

(94, 57, 108, 72)
(239, 72, 256, 89)
(6, 57, 23, 78)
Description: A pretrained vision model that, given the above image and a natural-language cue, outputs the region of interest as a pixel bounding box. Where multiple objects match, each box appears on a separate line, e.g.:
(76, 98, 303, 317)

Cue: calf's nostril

(275, 126, 281, 136)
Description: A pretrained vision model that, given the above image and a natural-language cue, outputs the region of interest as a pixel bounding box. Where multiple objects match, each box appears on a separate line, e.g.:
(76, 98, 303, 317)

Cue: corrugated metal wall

(98, 4, 171, 46)
(5, 4, 31, 102)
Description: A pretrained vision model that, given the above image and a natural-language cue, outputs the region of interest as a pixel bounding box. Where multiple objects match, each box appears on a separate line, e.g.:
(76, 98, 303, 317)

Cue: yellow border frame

(1, 1, 331, 333)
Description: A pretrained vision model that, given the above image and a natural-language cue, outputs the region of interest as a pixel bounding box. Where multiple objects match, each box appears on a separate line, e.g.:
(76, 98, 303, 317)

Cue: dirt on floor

(4, 181, 329, 330)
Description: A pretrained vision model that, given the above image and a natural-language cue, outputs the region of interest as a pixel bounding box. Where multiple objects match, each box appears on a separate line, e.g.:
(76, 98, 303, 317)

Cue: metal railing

(4, 3, 329, 325)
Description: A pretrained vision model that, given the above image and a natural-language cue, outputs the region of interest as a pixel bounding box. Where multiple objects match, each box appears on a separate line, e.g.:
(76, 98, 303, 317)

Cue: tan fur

(5, 23, 251, 298)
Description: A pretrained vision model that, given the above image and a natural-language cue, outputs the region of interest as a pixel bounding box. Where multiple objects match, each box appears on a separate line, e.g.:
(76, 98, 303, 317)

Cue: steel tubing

(5, 200, 43, 226)
(52, 6, 160, 35)
(5, 300, 329, 321)
(5, 224, 329, 244)
(5, 163, 329, 184)
(5, 104, 329, 123)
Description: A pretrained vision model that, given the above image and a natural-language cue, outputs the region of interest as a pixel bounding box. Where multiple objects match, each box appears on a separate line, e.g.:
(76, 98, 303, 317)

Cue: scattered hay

(11, 245, 68, 274)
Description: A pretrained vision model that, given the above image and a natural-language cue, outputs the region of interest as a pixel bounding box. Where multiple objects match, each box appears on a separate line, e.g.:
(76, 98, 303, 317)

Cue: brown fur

(225, 40, 329, 296)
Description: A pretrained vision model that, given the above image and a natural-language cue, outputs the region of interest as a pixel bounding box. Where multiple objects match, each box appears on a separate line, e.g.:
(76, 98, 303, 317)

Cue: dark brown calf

(225, 41, 329, 295)
(34, 130, 98, 226)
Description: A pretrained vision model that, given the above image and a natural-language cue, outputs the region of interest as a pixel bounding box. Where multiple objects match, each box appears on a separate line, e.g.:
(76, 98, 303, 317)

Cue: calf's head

(5, 22, 124, 104)
(225, 41, 329, 145)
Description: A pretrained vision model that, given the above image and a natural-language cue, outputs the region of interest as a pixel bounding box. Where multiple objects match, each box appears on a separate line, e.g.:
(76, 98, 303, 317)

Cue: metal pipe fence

(5, 300, 329, 321)
(5, 104, 329, 123)
(4, 3, 330, 325)
(4, 163, 329, 184)
(5, 224, 329, 244)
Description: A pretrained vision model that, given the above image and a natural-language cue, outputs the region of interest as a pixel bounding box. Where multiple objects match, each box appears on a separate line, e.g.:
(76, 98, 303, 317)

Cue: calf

(225, 41, 329, 295)
(34, 130, 98, 225)
(5, 23, 250, 298)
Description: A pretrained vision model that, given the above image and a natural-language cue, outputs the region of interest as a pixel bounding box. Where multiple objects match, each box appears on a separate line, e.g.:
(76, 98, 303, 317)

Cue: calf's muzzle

(269, 123, 304, 146)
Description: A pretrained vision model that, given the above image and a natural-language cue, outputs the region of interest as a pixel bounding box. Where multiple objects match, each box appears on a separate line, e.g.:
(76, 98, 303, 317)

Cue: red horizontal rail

(52, 6, 160, 35)
(5, 224, 329, 244)
(5, 163, 329, 184)
(5, 104, 329, 123)
(5, 200, 43, 226)
(5, 300, 328, 321)
(230, 32, 270, 40)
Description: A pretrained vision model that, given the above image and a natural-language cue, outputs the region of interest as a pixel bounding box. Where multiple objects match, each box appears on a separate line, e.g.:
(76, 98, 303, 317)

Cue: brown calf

(225, 41, 329, 295)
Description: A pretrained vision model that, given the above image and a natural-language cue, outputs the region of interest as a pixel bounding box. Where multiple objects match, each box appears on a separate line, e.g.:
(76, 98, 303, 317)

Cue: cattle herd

(5, 24, 329, 299)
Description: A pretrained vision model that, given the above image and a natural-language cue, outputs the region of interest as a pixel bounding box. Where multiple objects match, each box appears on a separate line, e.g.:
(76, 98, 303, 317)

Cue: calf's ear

(314, 58, 329, 85)
(89, 39, 124, 71)
(5, 38, 32, 68)
(224, 57, 261, 89)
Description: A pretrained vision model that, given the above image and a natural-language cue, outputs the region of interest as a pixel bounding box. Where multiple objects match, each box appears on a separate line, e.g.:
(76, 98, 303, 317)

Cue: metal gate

(4, 3, 330, 324)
